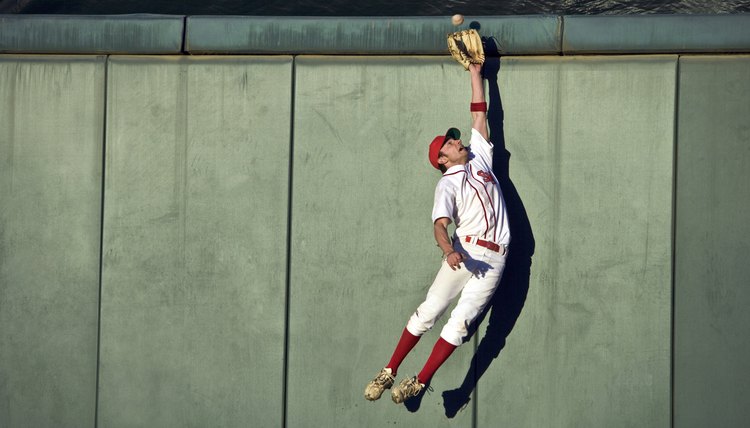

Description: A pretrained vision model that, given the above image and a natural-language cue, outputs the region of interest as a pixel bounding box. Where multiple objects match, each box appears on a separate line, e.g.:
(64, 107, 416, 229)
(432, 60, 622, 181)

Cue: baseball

(451, 14, 464, 26)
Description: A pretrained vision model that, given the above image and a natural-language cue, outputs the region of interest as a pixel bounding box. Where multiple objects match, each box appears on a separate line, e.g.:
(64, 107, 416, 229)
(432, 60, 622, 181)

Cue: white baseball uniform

(406, 128, 511, 346)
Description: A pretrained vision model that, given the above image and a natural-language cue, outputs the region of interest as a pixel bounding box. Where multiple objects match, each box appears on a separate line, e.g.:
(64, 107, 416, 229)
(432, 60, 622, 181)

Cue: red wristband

(470, 102, 487, 112)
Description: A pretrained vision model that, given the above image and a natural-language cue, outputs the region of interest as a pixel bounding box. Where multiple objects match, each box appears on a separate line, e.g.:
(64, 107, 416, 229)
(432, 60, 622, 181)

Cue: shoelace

(402, 377, 424, 396)
(374, 371, 393, 386)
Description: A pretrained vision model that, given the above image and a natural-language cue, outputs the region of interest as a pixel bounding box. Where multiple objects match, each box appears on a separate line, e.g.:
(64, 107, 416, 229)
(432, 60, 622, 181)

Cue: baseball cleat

(391, 376, 425, 403)
(364, 368, 395, 401)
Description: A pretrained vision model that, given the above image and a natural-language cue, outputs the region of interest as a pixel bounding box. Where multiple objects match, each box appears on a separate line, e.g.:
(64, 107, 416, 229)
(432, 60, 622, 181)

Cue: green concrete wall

(289, 56, 477, 427)
(6, 14, 750, 55)
(0, 55, 105, 427)
(0, 51, 748, 428)
(0, 15, 184, 54)
(289, 56, 675, 427)
(98, 56, 292, 427)
(674, 55, 750, 428)
(562, 15, 750, 54)
(475, 56, 674, 427)
(184, 16, 561, 55)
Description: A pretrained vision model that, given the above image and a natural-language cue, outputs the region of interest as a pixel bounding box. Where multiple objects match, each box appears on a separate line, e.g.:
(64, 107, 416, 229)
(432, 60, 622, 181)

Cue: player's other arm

(469, 63, 488, 141)
(434, 217, 464, 270)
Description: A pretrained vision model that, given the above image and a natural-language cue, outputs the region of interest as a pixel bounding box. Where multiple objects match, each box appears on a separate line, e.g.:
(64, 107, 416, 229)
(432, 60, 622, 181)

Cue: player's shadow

(441, 36, 535, 418)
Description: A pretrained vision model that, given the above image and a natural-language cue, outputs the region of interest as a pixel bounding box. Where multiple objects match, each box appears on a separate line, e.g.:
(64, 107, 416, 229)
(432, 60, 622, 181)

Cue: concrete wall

(475, 56, 674, 428)
(1, 18, 749, 428)
(1, 55, 104, 427)
(98, 56, 292, 427)
(674, 55, 750, 428)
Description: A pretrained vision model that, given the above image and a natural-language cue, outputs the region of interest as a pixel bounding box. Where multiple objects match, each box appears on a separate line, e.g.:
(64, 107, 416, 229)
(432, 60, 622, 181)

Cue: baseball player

(365, 62, 510, 403)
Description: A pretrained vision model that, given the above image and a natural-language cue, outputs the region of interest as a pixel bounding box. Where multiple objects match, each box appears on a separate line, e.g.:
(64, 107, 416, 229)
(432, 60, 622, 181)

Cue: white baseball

(452, 14, 464, 26)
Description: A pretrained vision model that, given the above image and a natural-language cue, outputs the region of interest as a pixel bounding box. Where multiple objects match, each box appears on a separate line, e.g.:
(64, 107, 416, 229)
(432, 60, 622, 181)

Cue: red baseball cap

(428, 127, 461, 170)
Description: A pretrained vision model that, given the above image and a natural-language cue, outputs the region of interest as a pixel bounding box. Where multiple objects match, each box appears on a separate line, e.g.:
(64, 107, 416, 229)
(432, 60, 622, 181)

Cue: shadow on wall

(440, 34, 536, 418)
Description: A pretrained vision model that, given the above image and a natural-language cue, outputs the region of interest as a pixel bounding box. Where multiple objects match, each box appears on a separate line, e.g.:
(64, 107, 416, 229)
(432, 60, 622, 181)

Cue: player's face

(439, 138, 468, 166)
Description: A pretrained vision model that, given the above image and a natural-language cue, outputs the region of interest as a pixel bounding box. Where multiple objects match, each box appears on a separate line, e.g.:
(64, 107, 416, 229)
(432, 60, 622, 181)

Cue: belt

(464, 236, 507, 255)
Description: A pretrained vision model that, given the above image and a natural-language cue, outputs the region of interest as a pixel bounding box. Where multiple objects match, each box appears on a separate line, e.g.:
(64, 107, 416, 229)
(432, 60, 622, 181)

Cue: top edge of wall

(562, 14, 750, 54)
(1, 14, 750, 55)
(0, 14, 185, 54)
(184, 15, 562, 55)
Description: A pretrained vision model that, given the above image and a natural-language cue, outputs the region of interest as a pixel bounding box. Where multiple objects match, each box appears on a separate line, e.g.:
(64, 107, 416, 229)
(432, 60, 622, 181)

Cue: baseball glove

(447, 29, 485, 70)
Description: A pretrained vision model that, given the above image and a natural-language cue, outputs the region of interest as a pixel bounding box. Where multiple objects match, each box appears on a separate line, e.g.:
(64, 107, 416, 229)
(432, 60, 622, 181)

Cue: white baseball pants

(406, 239, 507, 346)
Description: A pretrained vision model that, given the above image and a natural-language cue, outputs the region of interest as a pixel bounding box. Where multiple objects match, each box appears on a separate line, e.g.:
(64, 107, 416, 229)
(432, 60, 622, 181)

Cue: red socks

(417, 337, 457, 385)
(386, 328, 421, 375)
(385, 330, 458, 384)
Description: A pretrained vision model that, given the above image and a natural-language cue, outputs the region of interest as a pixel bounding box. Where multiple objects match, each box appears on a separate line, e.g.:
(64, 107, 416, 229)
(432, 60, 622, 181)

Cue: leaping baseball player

(364, 61, 511, 404)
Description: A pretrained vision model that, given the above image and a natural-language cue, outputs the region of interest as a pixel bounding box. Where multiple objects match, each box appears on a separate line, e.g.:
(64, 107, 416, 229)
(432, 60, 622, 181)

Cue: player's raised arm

(469, 63, 488, 141)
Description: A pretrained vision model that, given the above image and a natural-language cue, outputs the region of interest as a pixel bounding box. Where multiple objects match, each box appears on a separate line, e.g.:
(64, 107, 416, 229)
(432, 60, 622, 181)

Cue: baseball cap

(428, 127, 461, 170)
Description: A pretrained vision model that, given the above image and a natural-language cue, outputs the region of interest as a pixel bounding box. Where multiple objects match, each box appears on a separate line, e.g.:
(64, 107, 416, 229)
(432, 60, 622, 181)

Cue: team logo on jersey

(476, 170, 494, 183)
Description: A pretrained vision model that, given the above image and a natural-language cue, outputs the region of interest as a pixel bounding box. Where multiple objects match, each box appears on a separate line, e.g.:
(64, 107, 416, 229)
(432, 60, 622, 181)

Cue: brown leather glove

(447, 29, 485, 70)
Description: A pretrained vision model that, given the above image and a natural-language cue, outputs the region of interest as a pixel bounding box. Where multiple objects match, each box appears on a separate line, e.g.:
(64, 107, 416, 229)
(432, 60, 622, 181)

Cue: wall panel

(289, 56, 480, 427)
(0, 55, 104, 428)
(98, 56, 292, 427)
(674, 55, 750, 428)
(475, 56, 675, 428)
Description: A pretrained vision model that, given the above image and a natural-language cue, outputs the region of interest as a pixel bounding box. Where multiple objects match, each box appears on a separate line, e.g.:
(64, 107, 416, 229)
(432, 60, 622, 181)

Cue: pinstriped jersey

(431, 128, 511, 246)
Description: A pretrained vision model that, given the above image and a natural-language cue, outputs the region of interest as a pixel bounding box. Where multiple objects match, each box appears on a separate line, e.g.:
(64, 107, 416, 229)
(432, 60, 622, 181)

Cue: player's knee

(439, 327, 466, 347)
(441, 319, 471, 345)
(407, 310, 437, 335)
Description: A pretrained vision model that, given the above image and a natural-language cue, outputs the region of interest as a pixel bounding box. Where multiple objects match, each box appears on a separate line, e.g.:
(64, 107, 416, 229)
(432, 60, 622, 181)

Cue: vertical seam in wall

(94, 54, 109, 428)
(670, 55, 681, 428)
(282, 55, 297, 428)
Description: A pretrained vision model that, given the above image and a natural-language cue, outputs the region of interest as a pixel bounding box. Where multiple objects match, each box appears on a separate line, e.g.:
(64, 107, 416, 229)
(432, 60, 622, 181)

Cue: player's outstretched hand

(446, 251, 464, 270)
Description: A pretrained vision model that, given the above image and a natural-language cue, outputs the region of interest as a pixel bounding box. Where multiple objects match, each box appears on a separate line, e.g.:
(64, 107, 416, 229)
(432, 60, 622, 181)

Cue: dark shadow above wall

(4, 0, 750, 16)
